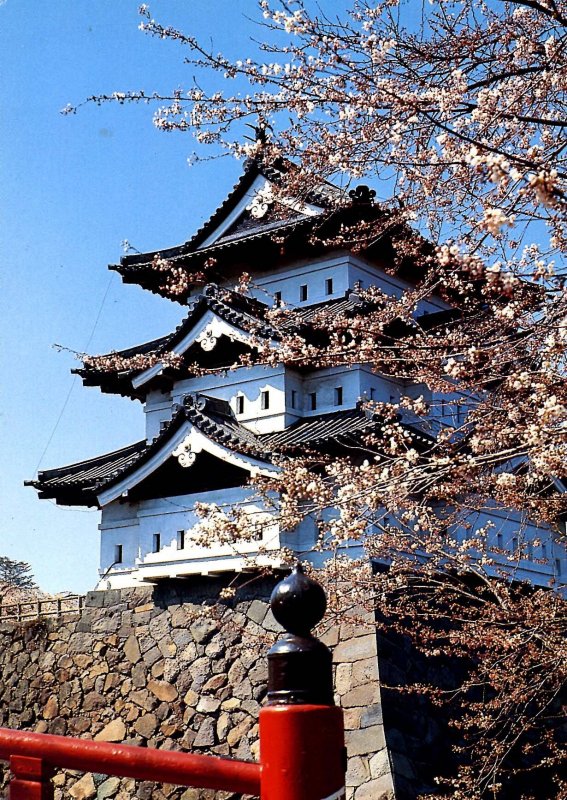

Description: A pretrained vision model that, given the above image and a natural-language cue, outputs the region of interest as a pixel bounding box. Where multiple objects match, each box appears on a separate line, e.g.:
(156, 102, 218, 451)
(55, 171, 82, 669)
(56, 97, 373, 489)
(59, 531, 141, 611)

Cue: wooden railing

(0, 595, 84, 622)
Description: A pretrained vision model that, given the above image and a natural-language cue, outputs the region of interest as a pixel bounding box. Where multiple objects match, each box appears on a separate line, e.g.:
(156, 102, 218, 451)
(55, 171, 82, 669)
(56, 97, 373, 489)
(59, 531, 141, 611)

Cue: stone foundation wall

(0, 580, 394, 800)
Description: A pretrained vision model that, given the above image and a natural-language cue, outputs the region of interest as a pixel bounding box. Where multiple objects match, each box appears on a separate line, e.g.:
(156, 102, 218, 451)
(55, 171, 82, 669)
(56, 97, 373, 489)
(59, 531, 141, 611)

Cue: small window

(555, 558, 562, 576)
(309, 392, 317, 411)
(325, 278, 333, 295)
(236, 395, 245, 415)
(496, 532, 503, 549)
(527, 541, 533, 560)
(291, 389, 297, 409)
(512, 536, 518, 556)
(541, 542, 548, 559)
(300, 284, 308, 302)
(274, 291, 282, 306)
(370, 387, 375, 400)
(334, 387, 343, 406)
(114, 544, 123, 564)
(153, 533, 161, 553)
(177, 530, 185, 551)
(261, 390, 270, 410)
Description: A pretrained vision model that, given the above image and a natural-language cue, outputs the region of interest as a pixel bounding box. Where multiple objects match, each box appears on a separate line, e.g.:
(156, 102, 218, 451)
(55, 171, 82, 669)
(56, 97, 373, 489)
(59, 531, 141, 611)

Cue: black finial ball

(270, 563, 327, 636)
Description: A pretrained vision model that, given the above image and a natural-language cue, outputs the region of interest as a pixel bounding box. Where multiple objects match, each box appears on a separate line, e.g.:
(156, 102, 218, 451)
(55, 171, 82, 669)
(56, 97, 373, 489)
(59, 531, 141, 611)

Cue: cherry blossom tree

(74, 2, 566, 796)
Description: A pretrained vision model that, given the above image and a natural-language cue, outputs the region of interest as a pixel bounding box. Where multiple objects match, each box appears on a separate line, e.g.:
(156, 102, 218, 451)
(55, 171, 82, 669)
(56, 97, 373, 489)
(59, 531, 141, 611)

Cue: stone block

(123, 635, 141, 664)
(369, 748, 391, 779)
(147, 678, 178, 702)
(353, 775, 394, 799)
(352, 656, 379, 686)
(341, 682, 380, 708)
(85, 592, 105, 609)
(142, 646, 162, 668)
(69, 773, 96, 800)
(319, 625, 340, 647)
(197, 695, 221, 714)
(190, 619, 217, 644)
(193, 716, 215, 747)
(96, 776, 121, 799)
(346, 724, 386, 756)
(333, 634, 377, 664)
(94, 718, 126, 742)
(335, 662, 353, 695)
(133, 713, 158, 739)
(246, 599, 268, 625)
(361, 703, 383, 727)
(343, 707, 363, 730)
(346, 755, 371, 787)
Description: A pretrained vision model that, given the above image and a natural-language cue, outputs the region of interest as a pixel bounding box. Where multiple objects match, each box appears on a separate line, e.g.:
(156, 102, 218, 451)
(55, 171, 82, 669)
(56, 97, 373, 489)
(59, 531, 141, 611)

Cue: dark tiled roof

(26, 394, 272, 506)
(27, 399, 432, 507)
(75, 288, 382, 400)
(24, 441, 147, 505)
(75, 287, 278, 398)
(263, 409, 381, 449)
(117, 155, 339, 272)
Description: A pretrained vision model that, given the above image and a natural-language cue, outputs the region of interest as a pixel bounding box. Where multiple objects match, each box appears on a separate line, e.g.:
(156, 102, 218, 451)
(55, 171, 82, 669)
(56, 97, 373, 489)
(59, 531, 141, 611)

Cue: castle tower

(27, 154, 565, 590)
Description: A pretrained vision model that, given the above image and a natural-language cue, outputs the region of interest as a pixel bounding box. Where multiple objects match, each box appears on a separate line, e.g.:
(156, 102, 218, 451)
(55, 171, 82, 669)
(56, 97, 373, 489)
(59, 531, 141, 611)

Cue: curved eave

(25, 440, 147, 507)
(117, 160, 262, 274)
(74, 297, 278, 399)
(117, 155, 341, 276)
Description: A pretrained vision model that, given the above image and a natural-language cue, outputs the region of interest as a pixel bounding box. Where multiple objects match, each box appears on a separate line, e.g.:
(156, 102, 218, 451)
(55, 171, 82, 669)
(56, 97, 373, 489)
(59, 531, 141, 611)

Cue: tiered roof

(76, 279, 462, 401)
(111, 155, 416, 303)
(26, 394, 432, 507)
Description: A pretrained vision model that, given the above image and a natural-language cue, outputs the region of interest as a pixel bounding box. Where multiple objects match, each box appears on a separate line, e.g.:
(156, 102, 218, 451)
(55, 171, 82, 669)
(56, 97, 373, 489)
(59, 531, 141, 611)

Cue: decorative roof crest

(348, 185, 376, 205)
(246, 183, 275, 219)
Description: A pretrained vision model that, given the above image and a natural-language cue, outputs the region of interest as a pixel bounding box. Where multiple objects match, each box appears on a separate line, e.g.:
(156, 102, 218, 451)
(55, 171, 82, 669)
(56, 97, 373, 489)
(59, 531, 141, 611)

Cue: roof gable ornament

(349, 185, 376, 205)
(196, 325, 218, 351)
(246, 183, 275, 220)
(172, 437, 196, 468)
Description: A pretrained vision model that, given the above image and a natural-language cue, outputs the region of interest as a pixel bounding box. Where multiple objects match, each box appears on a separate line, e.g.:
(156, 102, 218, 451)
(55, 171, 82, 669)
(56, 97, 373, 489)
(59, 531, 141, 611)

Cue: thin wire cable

(33, 274, 115, 476)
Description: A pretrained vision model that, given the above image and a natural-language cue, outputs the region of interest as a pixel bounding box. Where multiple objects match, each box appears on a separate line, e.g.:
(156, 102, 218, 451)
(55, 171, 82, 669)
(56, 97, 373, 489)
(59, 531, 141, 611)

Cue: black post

(266, 563, 334, 706)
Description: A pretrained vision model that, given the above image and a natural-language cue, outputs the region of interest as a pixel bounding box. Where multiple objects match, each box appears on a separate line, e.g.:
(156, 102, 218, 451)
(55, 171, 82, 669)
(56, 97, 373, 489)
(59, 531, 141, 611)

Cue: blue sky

(0, 0, 306, 593)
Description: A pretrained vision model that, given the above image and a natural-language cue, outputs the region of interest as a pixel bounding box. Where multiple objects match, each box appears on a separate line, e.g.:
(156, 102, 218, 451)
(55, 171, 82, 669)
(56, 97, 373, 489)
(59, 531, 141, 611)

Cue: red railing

(0, 704, 345, 800)
(0, 728, 260, 798)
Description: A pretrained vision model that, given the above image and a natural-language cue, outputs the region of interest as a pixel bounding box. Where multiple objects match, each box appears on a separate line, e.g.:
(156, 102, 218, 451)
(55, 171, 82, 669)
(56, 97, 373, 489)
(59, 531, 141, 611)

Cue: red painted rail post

(10, 755, 54, 800)
(259, 564, 346, 800)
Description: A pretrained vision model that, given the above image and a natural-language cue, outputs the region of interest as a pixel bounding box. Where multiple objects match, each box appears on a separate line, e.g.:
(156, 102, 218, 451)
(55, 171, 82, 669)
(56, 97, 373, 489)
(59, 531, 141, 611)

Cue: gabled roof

(26, 398, 432, 508)
(26, 394, 274, 507)
(75, 284, 461, 400)
(75, 286, 278, 399)
(110, 156, 390, 302)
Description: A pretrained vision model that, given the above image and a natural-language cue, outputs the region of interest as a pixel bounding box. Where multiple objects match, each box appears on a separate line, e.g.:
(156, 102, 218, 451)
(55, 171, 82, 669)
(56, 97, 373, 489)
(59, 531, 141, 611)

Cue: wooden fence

(0, 595, 85, 622)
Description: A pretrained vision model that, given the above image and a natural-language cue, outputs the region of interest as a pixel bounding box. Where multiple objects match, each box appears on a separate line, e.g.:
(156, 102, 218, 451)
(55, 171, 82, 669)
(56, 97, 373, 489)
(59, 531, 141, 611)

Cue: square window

(114, 544, 123, 564)
(325, 278, 333, 295)
(274, 291, 282, 306)
(236, 395, 244, 415)
(153, 533, 161, 553)
(291, 389, 297, 409)
(309, 392, 317, 411)
(542, 543, 548, 559)
(177, 530, 185, 550)
(261, 390, 270, 410)
(300, 284, 308, 302)
(334, 386, 343, 406)
(370, 387, 375, 400)
(497, 532, 503, 549)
